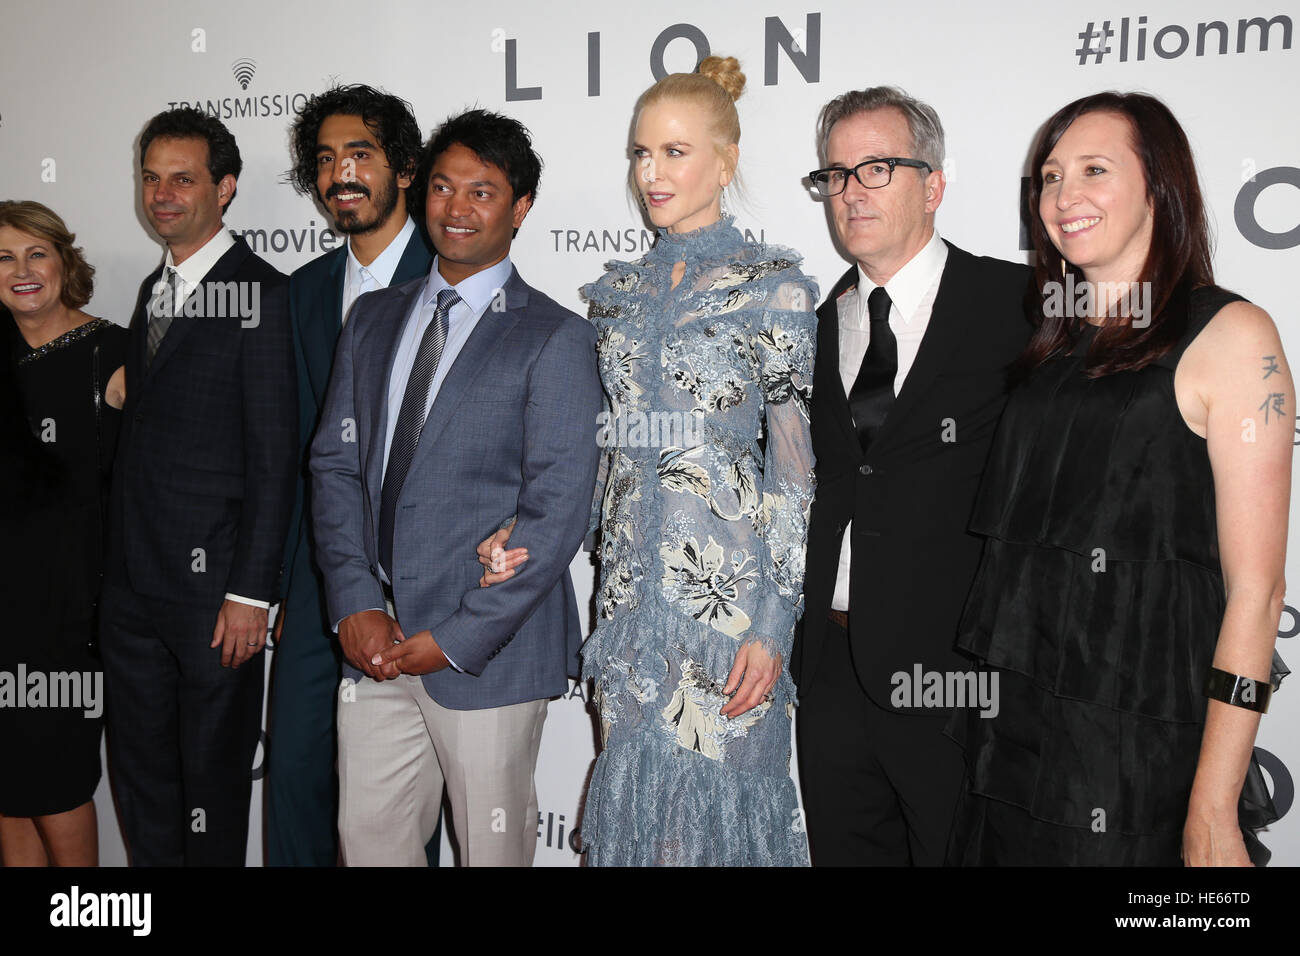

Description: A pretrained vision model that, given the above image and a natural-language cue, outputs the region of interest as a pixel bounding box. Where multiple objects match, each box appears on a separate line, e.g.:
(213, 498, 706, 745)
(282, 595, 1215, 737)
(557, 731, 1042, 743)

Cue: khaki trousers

(337, 672, 547, 866)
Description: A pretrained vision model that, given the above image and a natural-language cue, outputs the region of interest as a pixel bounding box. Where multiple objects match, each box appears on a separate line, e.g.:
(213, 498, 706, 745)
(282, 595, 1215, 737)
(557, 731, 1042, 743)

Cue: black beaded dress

(947, 286, 1283, 865)
(1, 317, 127, 816)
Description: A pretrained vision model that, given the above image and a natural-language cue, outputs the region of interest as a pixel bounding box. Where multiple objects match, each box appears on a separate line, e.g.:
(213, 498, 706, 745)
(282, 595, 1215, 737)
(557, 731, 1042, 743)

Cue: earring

(721, 186, 731, 218)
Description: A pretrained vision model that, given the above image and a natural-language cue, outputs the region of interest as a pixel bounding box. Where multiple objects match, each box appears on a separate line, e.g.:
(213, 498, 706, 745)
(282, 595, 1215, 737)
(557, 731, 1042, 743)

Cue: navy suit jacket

(310, 264, 602, 710)
(106, 234, 297, 605)
(281, 230, 433, 611)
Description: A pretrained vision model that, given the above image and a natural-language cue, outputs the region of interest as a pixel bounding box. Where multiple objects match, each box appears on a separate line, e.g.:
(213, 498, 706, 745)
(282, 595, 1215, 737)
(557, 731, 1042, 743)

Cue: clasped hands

(474, 525, 780, 717)
(338, 609, 450, 680)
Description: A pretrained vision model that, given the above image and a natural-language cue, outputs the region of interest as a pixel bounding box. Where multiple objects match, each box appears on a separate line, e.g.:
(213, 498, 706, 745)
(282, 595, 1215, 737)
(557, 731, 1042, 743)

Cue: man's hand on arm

(339, 609, 405, 680)
(476, 522, 528, 587)
(210, 599, 270, 669)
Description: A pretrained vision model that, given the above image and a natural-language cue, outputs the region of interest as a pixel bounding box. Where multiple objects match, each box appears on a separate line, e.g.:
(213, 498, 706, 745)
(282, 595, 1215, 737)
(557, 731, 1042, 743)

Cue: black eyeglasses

(808, 157, 934, 197)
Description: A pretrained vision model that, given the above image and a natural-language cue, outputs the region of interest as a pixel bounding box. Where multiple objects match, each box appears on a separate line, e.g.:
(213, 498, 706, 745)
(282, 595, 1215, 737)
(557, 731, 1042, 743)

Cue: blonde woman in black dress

(0, 201, 125, 866)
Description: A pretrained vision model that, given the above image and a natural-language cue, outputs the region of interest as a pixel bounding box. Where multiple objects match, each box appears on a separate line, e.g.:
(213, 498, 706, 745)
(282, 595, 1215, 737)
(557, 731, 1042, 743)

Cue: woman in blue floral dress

(481, 57, 817, 865)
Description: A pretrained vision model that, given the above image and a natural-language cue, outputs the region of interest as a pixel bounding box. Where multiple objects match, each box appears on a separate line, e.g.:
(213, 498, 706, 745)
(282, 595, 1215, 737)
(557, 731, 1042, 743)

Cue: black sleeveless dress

(947, 286, 1283, 866)
(1, 317, 127, 816)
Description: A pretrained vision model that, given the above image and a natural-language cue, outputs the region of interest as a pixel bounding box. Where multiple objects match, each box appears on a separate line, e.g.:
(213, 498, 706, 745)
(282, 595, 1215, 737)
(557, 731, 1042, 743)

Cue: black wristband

(1203, 667, 1272, 713)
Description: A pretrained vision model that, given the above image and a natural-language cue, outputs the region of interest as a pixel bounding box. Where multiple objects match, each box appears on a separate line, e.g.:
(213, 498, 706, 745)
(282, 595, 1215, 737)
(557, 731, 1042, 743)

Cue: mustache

(326, 182, 371, 200)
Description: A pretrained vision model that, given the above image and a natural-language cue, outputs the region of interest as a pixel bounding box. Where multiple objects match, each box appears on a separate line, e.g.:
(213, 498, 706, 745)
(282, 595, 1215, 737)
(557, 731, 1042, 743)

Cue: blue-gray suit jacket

(309, 264, 602, 710)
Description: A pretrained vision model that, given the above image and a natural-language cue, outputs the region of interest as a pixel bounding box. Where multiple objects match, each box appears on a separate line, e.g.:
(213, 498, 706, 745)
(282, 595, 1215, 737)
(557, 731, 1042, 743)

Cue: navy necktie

(379, 287, 461, 578)
(848, 286, 896, 453)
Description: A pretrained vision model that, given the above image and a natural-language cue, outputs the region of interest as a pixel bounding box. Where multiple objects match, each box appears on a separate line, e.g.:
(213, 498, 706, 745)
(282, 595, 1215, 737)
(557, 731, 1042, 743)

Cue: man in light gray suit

(309, 109, 602, 866)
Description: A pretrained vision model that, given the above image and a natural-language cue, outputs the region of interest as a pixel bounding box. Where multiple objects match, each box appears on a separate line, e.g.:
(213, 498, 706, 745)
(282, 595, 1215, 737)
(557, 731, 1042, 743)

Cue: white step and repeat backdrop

(2, 0, 1296, 865)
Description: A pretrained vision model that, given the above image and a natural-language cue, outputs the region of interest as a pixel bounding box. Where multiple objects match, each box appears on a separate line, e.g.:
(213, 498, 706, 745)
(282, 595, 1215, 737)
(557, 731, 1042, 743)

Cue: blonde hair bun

(697, 55, 745, 102)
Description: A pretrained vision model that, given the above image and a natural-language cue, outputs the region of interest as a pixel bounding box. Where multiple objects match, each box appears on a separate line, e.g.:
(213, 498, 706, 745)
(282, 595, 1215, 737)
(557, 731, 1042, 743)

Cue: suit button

(134, 412, 144, 423)
(858, 464, 873, 476)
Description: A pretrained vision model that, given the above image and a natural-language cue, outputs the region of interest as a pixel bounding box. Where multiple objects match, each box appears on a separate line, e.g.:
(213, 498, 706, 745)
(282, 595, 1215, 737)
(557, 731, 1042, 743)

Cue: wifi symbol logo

(231, 58, 257, 90)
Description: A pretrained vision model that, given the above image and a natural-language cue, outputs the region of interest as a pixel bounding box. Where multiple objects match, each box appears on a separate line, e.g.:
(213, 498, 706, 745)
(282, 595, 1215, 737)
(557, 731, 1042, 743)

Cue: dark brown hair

(1016, 92, 1214, 379)
(0, 200, 96, 309)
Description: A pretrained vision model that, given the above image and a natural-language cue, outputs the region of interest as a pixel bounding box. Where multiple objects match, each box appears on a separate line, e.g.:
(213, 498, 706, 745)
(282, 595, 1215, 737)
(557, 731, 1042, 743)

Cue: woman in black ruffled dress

(0, 201, 126, 866)
(948, 94, 1289, 866)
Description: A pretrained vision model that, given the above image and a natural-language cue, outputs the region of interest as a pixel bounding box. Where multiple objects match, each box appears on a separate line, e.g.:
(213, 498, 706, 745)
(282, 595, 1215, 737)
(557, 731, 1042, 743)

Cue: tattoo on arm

(1259, 392, 1287, 423)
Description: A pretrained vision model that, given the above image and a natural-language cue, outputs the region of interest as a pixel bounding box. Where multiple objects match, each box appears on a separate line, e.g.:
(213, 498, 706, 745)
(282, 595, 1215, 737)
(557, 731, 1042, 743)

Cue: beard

(327, 174, 401, 236)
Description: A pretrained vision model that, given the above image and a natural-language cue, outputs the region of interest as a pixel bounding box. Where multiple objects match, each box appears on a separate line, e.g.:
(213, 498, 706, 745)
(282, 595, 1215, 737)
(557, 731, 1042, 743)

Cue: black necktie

(848, 286, 896, 453)
(379, 287, 461, 578)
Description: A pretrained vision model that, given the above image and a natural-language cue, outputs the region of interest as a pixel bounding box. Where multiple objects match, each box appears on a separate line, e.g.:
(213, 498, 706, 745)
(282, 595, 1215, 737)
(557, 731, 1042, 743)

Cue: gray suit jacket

(309, 264, 602, 710)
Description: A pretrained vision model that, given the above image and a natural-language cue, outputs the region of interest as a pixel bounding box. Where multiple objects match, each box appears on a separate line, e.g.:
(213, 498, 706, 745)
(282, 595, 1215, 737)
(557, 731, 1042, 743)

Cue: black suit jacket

(792, 241, 1032, 710)
(106, 234, 297, 606)
(279, 227, 434, 597)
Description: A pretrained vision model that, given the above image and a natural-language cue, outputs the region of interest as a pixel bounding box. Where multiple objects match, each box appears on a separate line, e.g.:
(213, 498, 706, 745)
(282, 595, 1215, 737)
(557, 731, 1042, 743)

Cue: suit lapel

(392, 229, 434, 285)
(408, 267, 526, 468)
(360, 277, 425, 506)
(302, 249, 346, 405)
(317, 230, 431, 407)
(817, 266, 861, 451)
(130, 266, 163, 388)
(875, 242, 973, 446)
(146, 238, 252, 380)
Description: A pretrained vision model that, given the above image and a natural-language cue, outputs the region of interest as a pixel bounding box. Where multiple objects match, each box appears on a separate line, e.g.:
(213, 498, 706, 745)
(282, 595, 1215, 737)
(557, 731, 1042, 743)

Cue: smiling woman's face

(0, 225, 66, 319)
(632, 98, 734, 235)
(1038, 110, 1154, 284)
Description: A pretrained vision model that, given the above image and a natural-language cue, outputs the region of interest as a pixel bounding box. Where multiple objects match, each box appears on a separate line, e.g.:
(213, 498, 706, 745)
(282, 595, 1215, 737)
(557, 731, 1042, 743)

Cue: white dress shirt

(162, 227, 271, 611)
(341, 216, 416, 325)
(831, 230, 949, 612)
(163, 226, 235, 311)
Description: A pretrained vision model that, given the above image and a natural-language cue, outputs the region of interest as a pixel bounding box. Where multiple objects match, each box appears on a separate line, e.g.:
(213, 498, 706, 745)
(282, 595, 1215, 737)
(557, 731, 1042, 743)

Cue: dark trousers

(797, 617, 964, 866)
(265, 571, 441, 866)
(100, 582, 263, 866)
(265, 573, 342, 867)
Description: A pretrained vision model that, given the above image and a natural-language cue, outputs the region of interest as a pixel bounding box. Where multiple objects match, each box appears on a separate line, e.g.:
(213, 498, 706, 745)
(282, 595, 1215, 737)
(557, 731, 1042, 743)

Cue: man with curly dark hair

(268, 84, 436, 866)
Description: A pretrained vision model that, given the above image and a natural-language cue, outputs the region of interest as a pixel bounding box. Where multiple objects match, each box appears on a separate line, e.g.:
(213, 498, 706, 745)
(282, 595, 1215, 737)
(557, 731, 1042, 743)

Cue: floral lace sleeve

(589, 389, 612, 538)
(744, 277, 817, 661)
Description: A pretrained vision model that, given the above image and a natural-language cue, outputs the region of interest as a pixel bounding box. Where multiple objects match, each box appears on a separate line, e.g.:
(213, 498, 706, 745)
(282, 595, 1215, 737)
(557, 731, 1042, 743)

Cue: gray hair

(816, 86, 945, 172)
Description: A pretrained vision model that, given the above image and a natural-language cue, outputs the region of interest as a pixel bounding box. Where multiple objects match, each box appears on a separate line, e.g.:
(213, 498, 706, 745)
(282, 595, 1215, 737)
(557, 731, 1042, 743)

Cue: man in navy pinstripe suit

(101, 107, 296, 866)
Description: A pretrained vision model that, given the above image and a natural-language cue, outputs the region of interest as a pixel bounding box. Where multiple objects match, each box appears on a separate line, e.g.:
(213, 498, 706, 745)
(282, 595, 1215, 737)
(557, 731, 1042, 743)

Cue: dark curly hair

(0, 200, 96, 309)
(139, 107, 243, 209)
(419, 109, 542, 207)
(288, 84, 423, 201)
